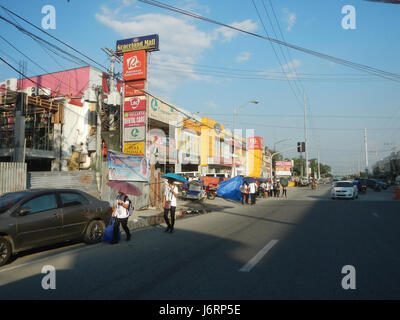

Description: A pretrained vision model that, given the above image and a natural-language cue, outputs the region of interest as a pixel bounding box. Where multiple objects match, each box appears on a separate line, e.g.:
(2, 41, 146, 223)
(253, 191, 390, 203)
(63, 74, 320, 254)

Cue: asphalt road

(0, 185, 399, 300)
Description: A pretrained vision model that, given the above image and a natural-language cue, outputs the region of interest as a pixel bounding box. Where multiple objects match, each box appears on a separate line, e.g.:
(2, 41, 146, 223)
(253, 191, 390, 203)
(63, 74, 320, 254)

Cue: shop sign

(124, 96, 146, 112)
(124, 111, 146, 127)
(123, 50, 147, 81)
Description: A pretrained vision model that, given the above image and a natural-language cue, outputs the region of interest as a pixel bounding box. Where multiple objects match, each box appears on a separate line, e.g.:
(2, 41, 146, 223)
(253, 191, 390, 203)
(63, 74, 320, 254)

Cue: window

(23, 194, 57, 214)
(60, 192, 89, 207)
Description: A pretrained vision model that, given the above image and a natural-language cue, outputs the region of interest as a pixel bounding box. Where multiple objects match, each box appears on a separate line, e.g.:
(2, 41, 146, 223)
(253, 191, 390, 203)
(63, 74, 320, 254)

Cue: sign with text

(124, 126, 146, 142)
(247, 137, 263, 150)
(124, 111, 146, 127)
(124, 96, 146, 112)
(123, 141, 145, 156)
(116, 34, 159, 54)
(123, 50, 147, 81)
(124, 80, 145, 97)
(149, 97, 177, 124)
(108, 150, 148, 182)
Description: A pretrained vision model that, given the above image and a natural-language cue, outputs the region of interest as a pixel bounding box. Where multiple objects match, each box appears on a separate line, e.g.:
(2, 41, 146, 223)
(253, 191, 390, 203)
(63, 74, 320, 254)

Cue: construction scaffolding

(0, 89, 63, 154)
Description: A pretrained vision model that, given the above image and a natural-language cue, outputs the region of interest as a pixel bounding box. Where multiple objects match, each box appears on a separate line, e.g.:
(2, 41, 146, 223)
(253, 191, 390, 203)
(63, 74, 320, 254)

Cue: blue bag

(102, 218, 121, 242)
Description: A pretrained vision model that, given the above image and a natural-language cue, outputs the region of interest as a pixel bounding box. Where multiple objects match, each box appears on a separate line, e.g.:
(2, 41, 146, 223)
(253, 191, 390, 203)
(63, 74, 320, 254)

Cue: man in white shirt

(111, 191, 131, 244)
(163, 179, 179, 233)
(249, 181, 257, 205)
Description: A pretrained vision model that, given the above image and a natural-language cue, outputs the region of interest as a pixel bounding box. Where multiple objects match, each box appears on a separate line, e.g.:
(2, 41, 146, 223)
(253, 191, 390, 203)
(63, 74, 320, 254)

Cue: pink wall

(18, 67, 91, 98)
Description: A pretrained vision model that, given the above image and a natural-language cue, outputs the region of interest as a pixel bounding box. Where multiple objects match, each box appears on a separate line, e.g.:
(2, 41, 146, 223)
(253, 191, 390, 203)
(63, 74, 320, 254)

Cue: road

(0, 185, 399, 300)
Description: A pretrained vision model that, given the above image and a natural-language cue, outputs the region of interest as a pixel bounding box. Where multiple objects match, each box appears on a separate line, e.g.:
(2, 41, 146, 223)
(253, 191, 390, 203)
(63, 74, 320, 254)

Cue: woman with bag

(163, 179, 179, 233)
(110, 191, 131, 244)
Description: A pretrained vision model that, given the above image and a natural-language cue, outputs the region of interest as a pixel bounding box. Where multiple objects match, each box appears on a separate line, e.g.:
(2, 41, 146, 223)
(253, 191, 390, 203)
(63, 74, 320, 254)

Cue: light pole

(232, 100, 259, 177)
(273, 137, 292, 153)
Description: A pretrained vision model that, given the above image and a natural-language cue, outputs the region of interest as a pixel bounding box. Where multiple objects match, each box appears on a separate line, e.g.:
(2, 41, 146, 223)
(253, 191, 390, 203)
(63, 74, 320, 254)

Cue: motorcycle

(205, 183, 218, 200)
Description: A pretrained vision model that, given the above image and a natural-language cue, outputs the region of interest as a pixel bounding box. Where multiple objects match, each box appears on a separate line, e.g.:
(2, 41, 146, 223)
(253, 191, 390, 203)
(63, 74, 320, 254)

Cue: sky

(0, 0, 399, 175)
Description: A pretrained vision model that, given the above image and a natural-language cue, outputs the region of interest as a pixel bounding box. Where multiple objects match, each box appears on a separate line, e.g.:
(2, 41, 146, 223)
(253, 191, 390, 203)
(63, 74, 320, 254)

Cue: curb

(126, 208, 211, 232)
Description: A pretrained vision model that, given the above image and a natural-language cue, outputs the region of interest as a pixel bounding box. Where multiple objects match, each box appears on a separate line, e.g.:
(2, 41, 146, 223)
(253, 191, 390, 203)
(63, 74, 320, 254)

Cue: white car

(331, 181, 358, 200)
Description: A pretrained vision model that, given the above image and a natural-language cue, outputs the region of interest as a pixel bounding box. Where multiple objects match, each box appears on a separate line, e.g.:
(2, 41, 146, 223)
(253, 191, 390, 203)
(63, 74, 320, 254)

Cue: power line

(137, 0, 400, 82)
(0, 5, 108, 71)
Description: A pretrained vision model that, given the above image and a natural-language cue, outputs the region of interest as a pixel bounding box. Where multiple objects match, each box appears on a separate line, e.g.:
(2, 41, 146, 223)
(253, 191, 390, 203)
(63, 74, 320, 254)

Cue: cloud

(215, 19, 258, 42)
(95, 5, 256, 95)
(258, 59, 301, 80)
(236, 52, 251, 63)
(283, 9, 296, 32)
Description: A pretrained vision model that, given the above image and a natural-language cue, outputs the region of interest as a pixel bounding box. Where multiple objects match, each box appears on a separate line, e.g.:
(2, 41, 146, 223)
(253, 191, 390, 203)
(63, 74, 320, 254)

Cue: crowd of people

(240, 179, 287, 205)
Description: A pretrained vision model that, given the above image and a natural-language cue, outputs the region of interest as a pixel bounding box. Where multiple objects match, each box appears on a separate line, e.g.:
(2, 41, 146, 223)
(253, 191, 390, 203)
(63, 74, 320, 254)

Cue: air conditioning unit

(24, 86, 51, 97)
(0, 78, 17, 91)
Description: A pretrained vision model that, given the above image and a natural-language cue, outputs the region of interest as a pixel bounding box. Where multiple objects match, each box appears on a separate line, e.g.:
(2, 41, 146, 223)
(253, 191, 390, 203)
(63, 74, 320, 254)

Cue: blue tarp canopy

(216, 176, 244, 201)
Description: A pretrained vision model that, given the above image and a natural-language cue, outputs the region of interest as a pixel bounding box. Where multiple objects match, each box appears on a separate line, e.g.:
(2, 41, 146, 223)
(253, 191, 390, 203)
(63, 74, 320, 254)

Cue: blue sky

(0, 0, 399, 175)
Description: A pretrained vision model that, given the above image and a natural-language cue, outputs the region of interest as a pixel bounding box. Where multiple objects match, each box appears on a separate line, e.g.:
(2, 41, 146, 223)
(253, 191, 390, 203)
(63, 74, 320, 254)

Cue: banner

(116, 34, 159, 54)
(124, 96, 146, 112)
(124, 111, 146, 127)
(108, 150, 148, 182)
(123, 50, 147, 81)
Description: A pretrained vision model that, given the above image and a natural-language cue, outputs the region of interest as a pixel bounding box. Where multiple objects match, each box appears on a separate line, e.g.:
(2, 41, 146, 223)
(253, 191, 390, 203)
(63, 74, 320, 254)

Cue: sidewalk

(126, 197, 227, 231)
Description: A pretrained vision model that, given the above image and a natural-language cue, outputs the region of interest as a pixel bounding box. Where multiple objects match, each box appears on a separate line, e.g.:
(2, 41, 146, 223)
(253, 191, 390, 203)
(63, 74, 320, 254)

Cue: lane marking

(239, 239, 279, 272)
(372, 212, 380, 218)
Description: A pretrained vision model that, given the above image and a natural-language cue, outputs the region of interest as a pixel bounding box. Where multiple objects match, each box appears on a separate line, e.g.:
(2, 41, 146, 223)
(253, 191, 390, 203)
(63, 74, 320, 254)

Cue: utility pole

(317, 151, 321, 180)
(364, 128, 369, 178)
(304, 91, 309, 180)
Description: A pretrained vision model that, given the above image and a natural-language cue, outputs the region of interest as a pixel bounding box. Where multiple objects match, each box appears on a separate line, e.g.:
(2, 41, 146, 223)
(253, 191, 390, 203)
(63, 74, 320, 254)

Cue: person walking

(281, 184, 287, 198)
(163, 179, 179, 233)
(111, 191, 132, 244)
(276, 181, 281, 197)
(240, 182, 247, 205)
(260, 181, 267, 198)
(268, 180, 273, 198)
(249, 180, 257, 205)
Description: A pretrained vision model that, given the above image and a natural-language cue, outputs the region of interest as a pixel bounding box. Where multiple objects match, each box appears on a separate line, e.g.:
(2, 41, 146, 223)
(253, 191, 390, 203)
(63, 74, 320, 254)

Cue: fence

(0, 162, 27, 195)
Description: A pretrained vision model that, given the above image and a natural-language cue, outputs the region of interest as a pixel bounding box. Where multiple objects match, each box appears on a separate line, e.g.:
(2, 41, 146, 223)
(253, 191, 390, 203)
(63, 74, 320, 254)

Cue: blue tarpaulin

(216, 176, 244, 201)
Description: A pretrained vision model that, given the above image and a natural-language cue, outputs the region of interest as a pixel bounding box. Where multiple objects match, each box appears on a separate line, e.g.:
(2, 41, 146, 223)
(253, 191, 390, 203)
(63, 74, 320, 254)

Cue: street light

(273, 137, 292, 153)
(232, 100, 259, 177)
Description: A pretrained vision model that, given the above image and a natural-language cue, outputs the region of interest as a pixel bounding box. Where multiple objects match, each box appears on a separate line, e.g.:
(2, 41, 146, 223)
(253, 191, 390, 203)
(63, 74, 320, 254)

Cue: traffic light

(297, 142, 306, 152)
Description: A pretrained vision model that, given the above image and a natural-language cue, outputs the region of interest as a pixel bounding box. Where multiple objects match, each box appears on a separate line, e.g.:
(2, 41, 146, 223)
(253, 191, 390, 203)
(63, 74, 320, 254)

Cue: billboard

(124, 96, 146, 112)
(116, 34, 159, 54)
(123, 111, 146, 127)
(149, 97, 177, 124)
(123, 50, 147, 81)
(275, 160, 293, 176)
(108, 150, 148, 182)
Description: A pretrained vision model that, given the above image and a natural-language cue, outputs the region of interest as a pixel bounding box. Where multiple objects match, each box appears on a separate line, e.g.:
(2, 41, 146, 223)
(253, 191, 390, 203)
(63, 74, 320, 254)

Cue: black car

(0, 189, 112, 267)
(366, 179, 378, 189)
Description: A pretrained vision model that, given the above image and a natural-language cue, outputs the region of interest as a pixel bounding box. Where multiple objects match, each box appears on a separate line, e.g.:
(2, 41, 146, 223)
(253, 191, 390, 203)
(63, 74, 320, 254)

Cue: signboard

(276, 161, 293, 167)
(108, 150, 148, 182)
(123, 50, 147, 81)
(123, 142, 145, 156)
(124, 96, 146, 112)
(124, 80, 145, 97)
(116, 34, 159, 54)
(247, 137, 263, 150)
(149, 97, 177, 124)
(123, 111, 146, 127)
(147, 134, 177, 164)
(275, 161, 293, 176)
(124, 126, 146, 142)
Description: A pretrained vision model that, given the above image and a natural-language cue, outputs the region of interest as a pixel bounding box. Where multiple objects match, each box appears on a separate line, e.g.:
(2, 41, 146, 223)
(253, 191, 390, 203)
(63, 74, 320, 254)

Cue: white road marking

(239, 240, 279, 272)
(0, 243, 101, 274)
(372, 212, 380, 218)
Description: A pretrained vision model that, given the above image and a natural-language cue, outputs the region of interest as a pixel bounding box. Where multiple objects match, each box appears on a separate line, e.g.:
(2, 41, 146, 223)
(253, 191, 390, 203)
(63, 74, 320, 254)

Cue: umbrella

(161, 173, 188, 184)
(243, 177, 255, 183)
(106, 181, 142, 196)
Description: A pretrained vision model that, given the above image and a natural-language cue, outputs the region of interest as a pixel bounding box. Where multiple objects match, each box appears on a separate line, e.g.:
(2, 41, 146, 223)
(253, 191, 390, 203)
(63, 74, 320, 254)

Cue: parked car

(366, 179, 378, 189)
(331, 181, 358, 200)
(0, 189, 112, 267)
